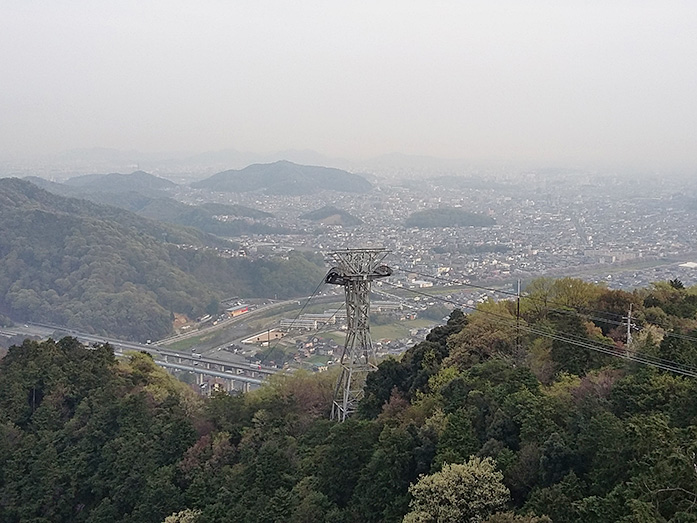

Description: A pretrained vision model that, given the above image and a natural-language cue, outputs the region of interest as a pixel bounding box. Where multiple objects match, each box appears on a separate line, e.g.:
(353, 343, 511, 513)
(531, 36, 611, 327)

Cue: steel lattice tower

(325, 248, 392, 421)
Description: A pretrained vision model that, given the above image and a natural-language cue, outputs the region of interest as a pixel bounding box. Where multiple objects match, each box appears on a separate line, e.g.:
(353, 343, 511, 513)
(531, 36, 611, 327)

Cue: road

(154, 293, 343, 348)
(0, 322, 280, 377)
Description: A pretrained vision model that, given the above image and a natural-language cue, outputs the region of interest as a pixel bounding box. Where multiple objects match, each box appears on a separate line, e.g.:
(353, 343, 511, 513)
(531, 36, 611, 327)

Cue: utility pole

(516, 279, 521, 360)
(325, 248, 392, 421)
(625, 303, 633, 346)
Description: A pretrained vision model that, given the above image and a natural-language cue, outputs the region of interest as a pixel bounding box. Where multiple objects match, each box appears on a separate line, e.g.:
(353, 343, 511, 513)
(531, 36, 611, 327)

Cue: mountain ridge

(0, 178, 324, 340)
(192, 160, 372, 195)
(299, 205, 363, 226)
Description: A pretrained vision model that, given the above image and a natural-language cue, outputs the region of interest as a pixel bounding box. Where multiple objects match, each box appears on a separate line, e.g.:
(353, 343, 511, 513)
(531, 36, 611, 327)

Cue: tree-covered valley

(0, 178, 325, 341)
(2, 278, 697, 522)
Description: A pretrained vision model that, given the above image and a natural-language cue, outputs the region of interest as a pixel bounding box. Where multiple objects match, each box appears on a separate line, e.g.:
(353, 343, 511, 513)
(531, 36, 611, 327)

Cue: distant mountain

(6, 146, 524, 185)
(4, 147, 356, 181)
(179, 148, 342, 172)
(0, 178, 204, 245)
(0, 178, 211, 340)
(19, 177, 280, 237)
(299, 205, 363, 226)
(64, 170, 176, 195)
(54, 147, 169, 165)
(135, 198, 285, 236)
(198, 202, 272, 220)
(70, 190, 157, 213)
(22, 176, 77, 197)
(192, 160, 372, 195)
(405, 207, 496, 228)
(0, 179, 325, 340)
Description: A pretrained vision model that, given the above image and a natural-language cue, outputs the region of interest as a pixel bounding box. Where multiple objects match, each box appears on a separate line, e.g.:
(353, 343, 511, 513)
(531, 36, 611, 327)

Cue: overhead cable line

(398, 268, 697, 345)
(258, 275, 327, 367)
(394, 268, 520, 297)
(398, 268, 631, 322)
(385, 281, 695, 371)
(382, 281, 697, 379)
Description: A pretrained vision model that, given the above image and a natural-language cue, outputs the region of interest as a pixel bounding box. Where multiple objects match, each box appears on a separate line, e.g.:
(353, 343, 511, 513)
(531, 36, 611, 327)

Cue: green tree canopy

(404, 457, 509, 523)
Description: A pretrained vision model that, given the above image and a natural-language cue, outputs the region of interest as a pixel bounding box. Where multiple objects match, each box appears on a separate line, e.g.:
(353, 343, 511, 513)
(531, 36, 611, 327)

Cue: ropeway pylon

(325, 248, 392, 421)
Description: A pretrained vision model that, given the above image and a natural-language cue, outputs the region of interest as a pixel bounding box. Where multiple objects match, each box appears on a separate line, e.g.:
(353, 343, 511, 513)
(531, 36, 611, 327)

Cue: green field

(163, 331, 221, 351)
(371, 319, 434, 341)
(316, 319, 435, 344)
(319, 331, 346, 344)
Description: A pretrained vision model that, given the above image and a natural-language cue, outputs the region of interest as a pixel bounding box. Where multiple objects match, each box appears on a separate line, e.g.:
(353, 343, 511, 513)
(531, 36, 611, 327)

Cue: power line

(383, 281, 697, 379)
(392, 281, 695, 371)
(399, 268, 631, 322)
(254, 270, 696, 377)
(397, 268, 697, 346)
(659, 330, 697, 344)
(258, 275, 327, 366)
(394, 268, 520, 297)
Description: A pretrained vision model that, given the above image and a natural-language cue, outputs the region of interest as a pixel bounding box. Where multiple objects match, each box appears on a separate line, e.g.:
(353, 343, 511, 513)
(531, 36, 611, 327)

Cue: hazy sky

(2, 1, 696, 169)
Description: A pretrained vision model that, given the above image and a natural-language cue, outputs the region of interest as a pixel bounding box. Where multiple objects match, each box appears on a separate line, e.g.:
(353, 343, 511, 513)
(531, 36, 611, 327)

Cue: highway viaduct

(0, 323, 281, 393)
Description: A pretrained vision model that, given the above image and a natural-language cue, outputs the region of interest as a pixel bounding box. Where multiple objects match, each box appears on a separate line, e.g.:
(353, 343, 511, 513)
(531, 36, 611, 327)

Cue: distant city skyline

(2, 1, 696, 172)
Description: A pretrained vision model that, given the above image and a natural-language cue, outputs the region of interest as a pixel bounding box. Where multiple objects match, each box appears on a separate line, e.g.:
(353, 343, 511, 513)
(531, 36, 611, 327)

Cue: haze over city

(2, 1, 697, 172)
(5, 3, 697, 522)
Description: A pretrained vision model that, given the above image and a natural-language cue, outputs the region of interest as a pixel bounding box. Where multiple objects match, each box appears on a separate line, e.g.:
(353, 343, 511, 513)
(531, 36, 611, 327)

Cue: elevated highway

(1, 322, 281, 391)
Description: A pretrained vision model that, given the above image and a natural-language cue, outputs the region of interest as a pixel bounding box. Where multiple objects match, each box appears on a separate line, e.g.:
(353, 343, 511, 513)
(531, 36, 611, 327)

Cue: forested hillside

(405, 207, 496, 228)
(134, 199, 285, 237)
(0, 179, 325, 340)
(24, 176, 283, 237)
(192, 160, 373, 195)
(2, 278, 697, 522)
(299, 205, 363, 226)
(63, 170, 176, 194)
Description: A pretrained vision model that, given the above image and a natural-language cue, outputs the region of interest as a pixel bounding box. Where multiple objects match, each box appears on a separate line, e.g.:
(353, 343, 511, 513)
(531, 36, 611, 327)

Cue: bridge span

(2, 322, 282, 393)
(157, 361, 264, 393)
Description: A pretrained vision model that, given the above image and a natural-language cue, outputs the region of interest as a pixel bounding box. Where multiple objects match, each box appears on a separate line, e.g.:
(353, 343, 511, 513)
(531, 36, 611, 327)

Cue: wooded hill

(92, 195, 284, 237)
(191, 160, 373, 195)
(299, 205, 363, 226)
(0, 179, 325, 340)
(2, 277, 697, 522)
(25, 174, 283, 237)
(405, 207, 496, 228)
(25, 170, 176, 198)
(63, 170, 177, 194)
